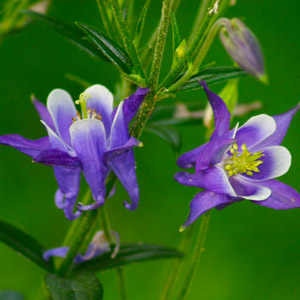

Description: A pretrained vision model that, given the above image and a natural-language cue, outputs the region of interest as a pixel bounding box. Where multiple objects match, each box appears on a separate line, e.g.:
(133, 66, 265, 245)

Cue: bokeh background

(0, 0, 300, 299)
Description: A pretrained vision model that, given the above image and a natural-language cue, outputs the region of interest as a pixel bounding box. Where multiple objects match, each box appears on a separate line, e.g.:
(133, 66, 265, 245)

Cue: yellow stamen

(224, 143, 264, 176)
(75, 93, 91, 118)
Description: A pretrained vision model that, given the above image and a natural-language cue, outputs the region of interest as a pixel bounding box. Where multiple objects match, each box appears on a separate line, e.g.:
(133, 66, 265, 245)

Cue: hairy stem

(110, 0, 146, 79)
(148, 0, 173, 90)
(177, 211, 211, 300)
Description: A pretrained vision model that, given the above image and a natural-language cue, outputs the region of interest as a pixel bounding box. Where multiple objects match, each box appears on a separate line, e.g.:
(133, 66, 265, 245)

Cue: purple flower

(43, 230, 120, 262)
(220, 18, 267, 83)
(175, 81, 300, 230)
(0, 85, 149, 220)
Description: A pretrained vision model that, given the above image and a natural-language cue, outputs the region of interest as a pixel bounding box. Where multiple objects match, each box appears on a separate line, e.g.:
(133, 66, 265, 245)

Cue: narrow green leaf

(0, 291, 24, 300)
(133, 0, 151, 47)
(0, 220, 54, 272)
(74, 243, 183, 273)
(171, 11, 181, 56)
(76, 22, 134, 74)
(146, 124, 182, 152)
(22, 10, 107, 62)
(44, 273, 103, 300)
(178, 66, 247, 92)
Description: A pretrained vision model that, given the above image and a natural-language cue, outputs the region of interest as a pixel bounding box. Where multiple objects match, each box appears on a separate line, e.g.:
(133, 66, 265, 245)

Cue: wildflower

(220, 18, 268, 83)
(0, 85, 149, 220)
(175, 81, 300, 230)
(43, 231, 120, 262)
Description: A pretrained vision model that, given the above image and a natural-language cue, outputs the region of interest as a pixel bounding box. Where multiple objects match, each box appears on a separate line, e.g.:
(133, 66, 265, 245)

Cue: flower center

(74, 93, 101, 121)
(224, 143, 264, 176)
(75, 93, 91, 119)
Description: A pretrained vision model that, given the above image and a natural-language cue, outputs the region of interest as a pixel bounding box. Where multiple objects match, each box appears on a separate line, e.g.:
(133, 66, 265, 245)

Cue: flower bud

(220, 18, 268, 83)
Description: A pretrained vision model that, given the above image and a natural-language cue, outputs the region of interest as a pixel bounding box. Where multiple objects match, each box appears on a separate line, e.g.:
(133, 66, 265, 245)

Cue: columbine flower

(175, 81, 300, 230)
(220, 18, 268, 83)
(0, 85, 149, 220)
(43, 231, 120, 262)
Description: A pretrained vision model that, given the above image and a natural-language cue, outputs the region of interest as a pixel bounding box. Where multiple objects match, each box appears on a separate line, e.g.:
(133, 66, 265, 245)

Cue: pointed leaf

(74, 243, 183, 273)
(146, 124, 182, 152)
(133, 0, 151, 47)
(44, 273, 103, 300)
(76, 22, 134, 74)
(0, 291, 24, 300)
(0, 220, 54, 272)
(178, 66, 247, 92)
(22, 10, 107, 62)
(171, 11, 181, 56)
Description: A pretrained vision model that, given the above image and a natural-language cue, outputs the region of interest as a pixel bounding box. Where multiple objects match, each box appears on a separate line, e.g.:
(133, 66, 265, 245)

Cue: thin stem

(176, 211, 211, 300)
(110, 0, 146, 79)
(57, 209, 98, 277)
(160, 226, 195, 300)
(159, 0, 216, 89)
(116, 268, 128, 300)
(188, 0, 210, 45)
(96, 0, 115, 38)
(168, 18, 230, 92)
(99, 206, 113, 243)
(148, 0, 173, 90)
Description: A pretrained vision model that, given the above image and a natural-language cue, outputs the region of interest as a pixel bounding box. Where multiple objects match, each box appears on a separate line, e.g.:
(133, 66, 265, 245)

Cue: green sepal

(76, 22, 134, 74)
(0, 219, 54, 272)
(44, 273, 103, 300)
(73, 243, 183, 273)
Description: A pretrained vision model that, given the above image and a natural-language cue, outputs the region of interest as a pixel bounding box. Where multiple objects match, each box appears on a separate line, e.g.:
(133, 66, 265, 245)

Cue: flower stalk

(176, 211, 211, 300)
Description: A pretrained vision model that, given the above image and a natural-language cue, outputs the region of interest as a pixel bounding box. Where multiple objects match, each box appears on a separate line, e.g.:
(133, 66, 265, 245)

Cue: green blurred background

(0, 0, 300, 299)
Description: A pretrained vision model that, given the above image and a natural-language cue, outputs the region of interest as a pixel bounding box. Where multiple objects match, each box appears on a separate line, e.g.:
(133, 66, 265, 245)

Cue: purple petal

(199, 81, 230, 140)
(177, 137, 233, 170)
(181, 191, 232, 229)
(175, 167, 236, 196)
(0, 134, 50, 158)
(122, 87, 150, 126)
(108, 103, 139, 210)
(53, 166, 82, 220)
(70, 119, 107, 210)
(229, 175, 271, 200)
(47, 89, 77, 146)
(252, 179, 300, 209)
(103, 137, 142, 163)
(32, 97, 55, 131)
(235, 114, 276, 149)
(41, 121, 73, 154)
(43, 247, 69, 261)
(195, 138, 234, 172)
(251, 104, 300, 151)
(84, 85, 114, 137)
(34, 149, 80, 168)
(242, 146, 291, 181)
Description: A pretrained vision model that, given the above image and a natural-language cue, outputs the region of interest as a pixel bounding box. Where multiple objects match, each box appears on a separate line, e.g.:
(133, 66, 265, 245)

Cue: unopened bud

(220, 18, 268, 84)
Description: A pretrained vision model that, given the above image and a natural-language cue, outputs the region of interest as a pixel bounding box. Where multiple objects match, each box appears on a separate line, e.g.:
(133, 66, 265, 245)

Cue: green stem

(116, 268, 128, 300)
(188, 0, 210, 45)
(159, 0, 216, 90)
(110, 0, 146, 79)
(176, 211, 211, 300)
(168, 18, 230, 92)
(160, 226, 195, 300)
(148, 0, 173, 90)
(57, 209, 98, 277)
(99, 206, 113, 243)
(96, 0, 115, 38)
